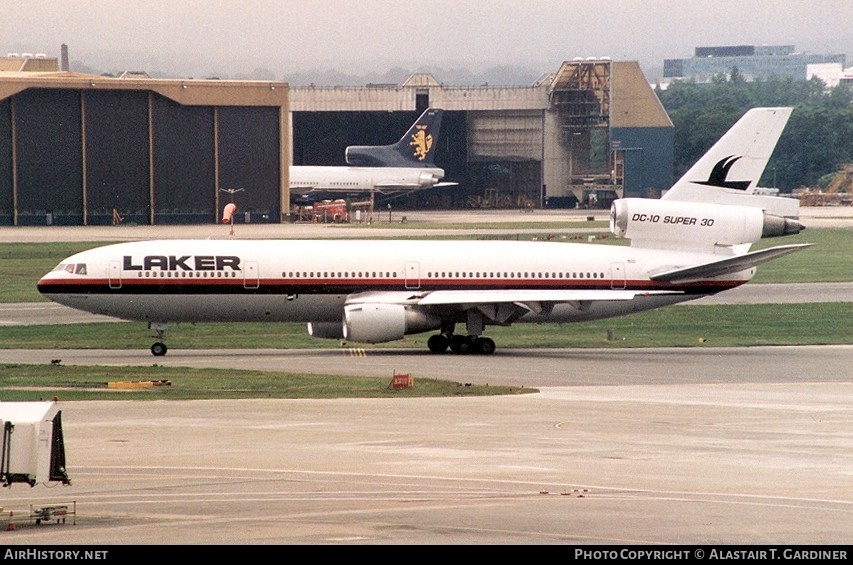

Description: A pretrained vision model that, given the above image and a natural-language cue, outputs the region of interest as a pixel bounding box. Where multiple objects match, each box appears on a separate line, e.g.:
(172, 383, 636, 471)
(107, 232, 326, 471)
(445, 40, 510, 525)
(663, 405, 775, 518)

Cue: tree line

(656, 72, 852, 191)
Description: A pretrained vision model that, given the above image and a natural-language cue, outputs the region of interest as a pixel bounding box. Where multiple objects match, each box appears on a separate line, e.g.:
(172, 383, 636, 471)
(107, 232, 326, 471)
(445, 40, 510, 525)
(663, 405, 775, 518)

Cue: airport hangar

(0, 57, 672, 226)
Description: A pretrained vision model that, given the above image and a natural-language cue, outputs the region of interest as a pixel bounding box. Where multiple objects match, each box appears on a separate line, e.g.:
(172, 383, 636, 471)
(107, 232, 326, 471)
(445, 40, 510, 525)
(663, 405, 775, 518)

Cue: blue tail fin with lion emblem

(345, 108, 443, 167)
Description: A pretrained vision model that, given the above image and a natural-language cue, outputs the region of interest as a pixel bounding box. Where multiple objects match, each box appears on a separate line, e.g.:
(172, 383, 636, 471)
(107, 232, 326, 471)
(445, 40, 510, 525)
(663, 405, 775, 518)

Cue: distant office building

(663, 45, 846, 83)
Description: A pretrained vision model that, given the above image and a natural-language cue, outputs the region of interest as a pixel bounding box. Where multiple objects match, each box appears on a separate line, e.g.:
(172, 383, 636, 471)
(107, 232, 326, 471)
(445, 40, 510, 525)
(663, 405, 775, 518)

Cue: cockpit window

(56, 263, 87, 274)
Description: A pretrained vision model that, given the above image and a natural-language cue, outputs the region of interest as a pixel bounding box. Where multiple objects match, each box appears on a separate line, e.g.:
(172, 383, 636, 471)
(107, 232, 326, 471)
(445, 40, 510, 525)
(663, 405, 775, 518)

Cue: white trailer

(0, 402, 70, 487)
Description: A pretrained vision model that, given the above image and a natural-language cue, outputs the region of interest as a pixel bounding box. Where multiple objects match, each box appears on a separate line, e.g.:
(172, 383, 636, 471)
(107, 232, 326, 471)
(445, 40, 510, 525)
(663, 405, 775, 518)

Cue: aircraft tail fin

(345, 108, 443, 167)
(662, 107, 793, 213)
(610, 107, 806, 254)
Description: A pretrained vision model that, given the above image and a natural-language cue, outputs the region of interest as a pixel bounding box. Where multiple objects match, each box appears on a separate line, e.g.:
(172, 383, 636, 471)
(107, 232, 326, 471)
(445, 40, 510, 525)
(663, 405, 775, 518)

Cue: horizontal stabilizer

(650, 244, 812, 284)
(374, 181, 423, 188)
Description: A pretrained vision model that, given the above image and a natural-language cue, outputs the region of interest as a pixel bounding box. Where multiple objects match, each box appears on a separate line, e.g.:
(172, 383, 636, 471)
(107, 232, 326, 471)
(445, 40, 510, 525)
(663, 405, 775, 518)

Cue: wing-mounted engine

(307, 322, 346, 340)
(610, 198, 804, 251)
(343, 303, 441, 344)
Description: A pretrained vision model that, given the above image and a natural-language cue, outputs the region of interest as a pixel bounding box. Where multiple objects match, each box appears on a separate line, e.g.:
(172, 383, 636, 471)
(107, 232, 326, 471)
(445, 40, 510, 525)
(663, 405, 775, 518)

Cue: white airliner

(39, 107, 808, 356)
(289, 107, 456, 199)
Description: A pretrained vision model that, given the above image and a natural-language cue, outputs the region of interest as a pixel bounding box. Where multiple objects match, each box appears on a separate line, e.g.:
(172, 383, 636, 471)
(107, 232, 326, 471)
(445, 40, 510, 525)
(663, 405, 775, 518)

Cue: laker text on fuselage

(123, 255, 242, 272)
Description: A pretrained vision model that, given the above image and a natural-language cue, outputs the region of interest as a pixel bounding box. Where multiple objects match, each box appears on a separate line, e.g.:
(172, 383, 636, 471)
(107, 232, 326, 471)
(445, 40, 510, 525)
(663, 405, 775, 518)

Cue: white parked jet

(290, 107, 455, 199)
(39, 107, 808, 356)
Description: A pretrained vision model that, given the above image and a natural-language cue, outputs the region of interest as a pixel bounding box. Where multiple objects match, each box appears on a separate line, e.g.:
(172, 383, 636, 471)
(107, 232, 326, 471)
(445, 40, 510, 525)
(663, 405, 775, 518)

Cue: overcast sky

(4, 0, 851, 80)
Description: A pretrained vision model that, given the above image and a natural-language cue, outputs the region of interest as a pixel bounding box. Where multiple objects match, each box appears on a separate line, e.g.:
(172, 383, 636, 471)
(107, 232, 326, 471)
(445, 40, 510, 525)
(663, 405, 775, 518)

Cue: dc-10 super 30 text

(630, 214, 717, 226)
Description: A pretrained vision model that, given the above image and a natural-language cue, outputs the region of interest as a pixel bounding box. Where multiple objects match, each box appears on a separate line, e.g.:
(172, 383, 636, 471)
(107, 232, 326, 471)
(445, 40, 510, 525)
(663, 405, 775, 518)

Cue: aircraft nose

(36, 270, 58, 296)
(36, 274, 50, 294)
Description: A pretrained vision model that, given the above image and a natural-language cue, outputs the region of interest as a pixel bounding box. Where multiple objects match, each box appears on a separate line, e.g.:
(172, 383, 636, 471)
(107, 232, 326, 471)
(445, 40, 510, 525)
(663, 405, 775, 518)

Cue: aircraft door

(610, 262, 626, 289)
(405, 261, 420, 289)
(109, 261, 122, 289)
(243, 261, 259, 289)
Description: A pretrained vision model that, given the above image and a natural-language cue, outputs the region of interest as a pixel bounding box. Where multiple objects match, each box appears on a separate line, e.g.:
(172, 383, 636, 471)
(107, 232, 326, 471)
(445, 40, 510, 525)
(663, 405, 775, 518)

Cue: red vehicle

(311, 199, 349, 223)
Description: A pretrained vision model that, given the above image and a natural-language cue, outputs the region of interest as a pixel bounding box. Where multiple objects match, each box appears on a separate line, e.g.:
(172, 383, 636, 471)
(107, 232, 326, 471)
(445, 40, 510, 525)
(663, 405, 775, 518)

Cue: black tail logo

(694, 155, 751, 190)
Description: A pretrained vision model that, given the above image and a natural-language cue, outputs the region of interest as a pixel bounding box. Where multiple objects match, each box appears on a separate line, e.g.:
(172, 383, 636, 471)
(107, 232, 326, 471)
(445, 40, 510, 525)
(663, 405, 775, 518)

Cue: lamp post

(387, 203, 392, 223)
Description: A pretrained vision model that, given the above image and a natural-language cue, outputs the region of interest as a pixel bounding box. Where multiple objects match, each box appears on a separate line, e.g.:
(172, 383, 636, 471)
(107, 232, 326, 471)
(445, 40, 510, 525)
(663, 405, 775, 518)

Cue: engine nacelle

(307, 322, 345, 340)
(610, 198, 803, 247)
(343, 303, 441, 344)
(418, 171, 440, 188)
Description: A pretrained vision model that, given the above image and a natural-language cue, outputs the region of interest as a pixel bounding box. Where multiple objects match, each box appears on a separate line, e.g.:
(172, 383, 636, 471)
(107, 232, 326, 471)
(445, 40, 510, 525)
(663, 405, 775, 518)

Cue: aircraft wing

(649, 243, 812, 284)
(412, 289, 675, 305)
(345, 289, 681, 322)
(347, 289, 677, 305)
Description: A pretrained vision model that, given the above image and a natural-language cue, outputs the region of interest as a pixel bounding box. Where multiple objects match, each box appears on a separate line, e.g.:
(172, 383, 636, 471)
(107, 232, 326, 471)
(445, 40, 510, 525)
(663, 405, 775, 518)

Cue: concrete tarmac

(0, 373, 849, 545)
(0, 207, 850, 545)
(0, 343, 850, 545)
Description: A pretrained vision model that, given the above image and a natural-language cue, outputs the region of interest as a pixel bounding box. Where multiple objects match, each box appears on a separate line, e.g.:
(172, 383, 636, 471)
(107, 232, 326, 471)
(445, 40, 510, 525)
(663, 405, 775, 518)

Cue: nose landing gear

(149, 322, 169, 356)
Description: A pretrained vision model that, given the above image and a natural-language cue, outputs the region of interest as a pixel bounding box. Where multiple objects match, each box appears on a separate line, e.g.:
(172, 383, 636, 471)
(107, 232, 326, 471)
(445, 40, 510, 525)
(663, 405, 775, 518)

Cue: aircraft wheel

(427, 334, 449, 353)
(476, 337, 496, 355)
(449, 335, 471, 354)
(151, 342, 168, 356)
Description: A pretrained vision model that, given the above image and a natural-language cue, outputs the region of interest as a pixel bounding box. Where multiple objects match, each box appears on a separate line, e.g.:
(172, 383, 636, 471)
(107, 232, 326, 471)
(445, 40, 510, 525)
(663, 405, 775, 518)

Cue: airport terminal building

(0, 52, 672, 225)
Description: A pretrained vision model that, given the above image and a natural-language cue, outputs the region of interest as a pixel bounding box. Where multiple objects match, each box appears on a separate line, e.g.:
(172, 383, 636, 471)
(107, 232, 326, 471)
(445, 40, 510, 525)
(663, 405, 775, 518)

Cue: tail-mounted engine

(419, 170, 441, 188)
(610, 198, 804, 248)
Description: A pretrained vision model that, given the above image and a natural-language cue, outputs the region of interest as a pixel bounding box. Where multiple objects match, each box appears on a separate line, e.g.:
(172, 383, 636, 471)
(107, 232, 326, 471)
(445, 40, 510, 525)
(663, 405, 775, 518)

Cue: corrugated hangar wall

(0, 76, 288, 226)
(0, 62, 671, 222)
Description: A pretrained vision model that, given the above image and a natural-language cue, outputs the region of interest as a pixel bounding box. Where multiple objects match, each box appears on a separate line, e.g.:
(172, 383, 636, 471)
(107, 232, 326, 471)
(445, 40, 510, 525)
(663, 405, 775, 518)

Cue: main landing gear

(427, 333, 496, 355)
(149, 322, 168, 356)
(427, 314, 497, 355)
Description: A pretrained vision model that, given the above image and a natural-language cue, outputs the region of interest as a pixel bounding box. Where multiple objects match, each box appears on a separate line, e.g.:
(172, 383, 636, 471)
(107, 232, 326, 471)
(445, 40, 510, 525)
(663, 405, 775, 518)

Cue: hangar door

(466, 111, 543, 208)
(467, 111, 542, 161)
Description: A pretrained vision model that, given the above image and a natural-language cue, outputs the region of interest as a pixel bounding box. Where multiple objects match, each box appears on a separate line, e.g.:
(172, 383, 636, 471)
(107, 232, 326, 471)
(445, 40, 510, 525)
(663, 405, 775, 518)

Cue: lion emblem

(409, 125, 433, 161)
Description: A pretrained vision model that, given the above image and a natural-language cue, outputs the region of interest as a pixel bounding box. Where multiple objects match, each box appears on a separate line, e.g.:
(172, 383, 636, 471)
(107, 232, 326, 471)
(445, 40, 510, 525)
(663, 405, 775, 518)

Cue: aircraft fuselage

(38, 238, 744, 325)
(289, 166, 445, 193)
